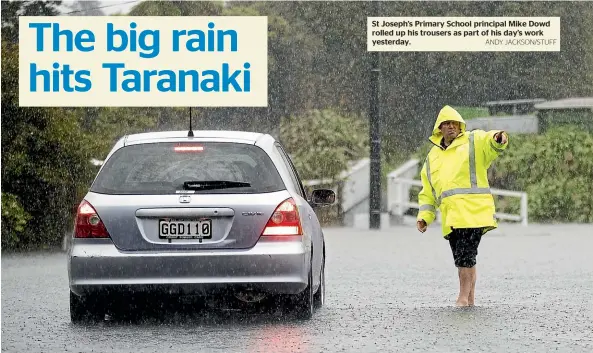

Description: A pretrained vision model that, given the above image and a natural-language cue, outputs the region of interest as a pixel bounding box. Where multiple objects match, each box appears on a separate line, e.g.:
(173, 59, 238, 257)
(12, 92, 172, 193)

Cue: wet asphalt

(2, 224, 592, 353)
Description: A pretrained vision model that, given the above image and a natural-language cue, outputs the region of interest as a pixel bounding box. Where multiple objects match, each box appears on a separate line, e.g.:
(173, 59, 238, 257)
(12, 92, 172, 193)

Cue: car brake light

(174, 144, 204, 152)
(261, 198, 303, 237)
(74, 200, 110, 238)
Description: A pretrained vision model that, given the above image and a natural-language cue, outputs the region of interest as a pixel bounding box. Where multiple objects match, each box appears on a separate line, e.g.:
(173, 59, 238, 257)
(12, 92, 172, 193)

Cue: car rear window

(90, 142, 286, 195)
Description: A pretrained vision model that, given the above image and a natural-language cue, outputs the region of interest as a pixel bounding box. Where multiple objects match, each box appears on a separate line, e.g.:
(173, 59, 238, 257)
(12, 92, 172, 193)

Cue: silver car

(67, 130, 335, 322)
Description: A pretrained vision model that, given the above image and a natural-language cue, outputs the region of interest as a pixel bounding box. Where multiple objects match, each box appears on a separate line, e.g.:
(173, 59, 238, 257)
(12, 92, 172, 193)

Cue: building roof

(534, 97, 593, 110)
(484, 99, 546, 106)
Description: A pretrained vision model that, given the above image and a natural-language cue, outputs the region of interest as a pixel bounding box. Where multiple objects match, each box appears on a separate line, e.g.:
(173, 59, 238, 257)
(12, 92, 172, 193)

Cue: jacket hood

(430, 105, 467, 145)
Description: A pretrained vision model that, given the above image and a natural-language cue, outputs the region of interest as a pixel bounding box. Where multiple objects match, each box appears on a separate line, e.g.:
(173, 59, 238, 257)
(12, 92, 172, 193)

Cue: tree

(85, 106, 190, 158)
(1, 40, 96, 249)
(1, 0, 62, 43)
(125, 0, 322, 134)
(279, 109, 369, 181)
(128, 0, 223, 16)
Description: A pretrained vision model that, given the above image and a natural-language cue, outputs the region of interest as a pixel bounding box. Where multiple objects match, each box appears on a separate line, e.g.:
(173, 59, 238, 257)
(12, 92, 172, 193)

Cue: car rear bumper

(68, 237, 310, 296)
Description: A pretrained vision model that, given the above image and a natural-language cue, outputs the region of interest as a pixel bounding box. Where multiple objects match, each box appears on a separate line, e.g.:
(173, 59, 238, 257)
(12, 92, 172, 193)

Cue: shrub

(2, 41, 96, 250)
(279, 109, 369, 181)
(1, 193, 31, 249)
(494, 127, 593, 222)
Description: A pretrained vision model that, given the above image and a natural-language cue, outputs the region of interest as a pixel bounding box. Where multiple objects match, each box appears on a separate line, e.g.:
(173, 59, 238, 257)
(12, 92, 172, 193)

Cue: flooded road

(2, 224, 592, 352)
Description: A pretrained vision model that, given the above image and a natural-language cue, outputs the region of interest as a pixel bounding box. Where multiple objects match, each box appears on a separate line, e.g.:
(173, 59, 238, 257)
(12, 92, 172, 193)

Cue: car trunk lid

(84, 190, 294, 251)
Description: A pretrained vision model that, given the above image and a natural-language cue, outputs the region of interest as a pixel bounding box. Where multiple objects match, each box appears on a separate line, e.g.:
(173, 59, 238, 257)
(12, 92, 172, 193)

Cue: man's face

(440, 120, 461, 140)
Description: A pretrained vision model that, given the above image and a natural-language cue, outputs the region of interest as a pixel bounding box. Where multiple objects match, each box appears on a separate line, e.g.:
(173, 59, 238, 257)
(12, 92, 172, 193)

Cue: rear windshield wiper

(183, 180, 251, 190)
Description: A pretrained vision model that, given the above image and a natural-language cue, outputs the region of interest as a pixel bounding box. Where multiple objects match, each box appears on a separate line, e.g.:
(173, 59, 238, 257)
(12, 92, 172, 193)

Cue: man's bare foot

(456, 299, 469, 307)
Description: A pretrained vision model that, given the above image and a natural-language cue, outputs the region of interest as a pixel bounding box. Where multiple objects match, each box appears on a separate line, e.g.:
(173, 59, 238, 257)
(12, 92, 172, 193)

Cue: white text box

(19, 16, 268, 107)
(368, 17, 560, 52)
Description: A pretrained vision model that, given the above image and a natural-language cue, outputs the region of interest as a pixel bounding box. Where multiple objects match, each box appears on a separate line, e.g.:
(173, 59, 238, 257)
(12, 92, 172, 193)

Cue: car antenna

(188, 107, 194, 137)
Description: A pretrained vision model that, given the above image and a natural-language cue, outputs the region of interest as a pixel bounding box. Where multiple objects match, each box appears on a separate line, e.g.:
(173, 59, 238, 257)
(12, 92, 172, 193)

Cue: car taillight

(74, 200, 110, 238)
(261, 198, 303, 237)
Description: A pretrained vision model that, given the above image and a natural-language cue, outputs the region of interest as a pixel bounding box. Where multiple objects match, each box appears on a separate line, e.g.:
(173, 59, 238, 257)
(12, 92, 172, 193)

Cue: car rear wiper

(183, 180, 251, 190)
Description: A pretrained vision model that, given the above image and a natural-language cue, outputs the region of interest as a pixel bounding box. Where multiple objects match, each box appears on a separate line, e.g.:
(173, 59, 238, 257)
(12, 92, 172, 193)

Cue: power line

(64, 0, 141, 15)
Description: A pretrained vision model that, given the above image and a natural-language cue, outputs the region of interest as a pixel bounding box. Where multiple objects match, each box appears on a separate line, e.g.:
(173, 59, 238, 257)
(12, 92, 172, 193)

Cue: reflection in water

(69, 297, 315, 353)
(246, 322, 309, 353)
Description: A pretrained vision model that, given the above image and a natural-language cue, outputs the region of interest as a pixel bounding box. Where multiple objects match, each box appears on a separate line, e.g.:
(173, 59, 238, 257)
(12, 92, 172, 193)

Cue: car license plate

(158, 219, 212, 239)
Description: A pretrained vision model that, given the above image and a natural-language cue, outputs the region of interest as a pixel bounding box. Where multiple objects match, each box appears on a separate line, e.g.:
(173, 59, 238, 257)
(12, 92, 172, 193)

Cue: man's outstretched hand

(417, 220, 427, 233)
(494, 131, 507, 144)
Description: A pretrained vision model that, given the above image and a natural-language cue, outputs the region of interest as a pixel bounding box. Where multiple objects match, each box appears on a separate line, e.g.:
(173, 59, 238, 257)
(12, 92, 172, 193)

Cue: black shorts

(448, 228, 483, 268)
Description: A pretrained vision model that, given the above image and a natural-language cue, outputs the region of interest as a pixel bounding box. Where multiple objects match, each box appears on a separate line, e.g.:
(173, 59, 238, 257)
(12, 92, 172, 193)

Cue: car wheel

(313, 255, 325, 309)
(70, 291, 104, 323)
(292, 265, 314, 320)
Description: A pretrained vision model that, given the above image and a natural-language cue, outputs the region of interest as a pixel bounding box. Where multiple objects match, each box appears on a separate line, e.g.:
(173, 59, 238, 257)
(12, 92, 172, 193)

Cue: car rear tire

(291, 265, 314, 320)
(70, 291, 104, 323)
(313, 255, 325, 309)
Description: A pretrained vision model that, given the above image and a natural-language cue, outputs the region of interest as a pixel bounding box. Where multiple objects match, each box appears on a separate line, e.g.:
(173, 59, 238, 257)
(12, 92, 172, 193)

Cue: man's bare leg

(468, 267, 477, 306)
(456, 267, 473, 306)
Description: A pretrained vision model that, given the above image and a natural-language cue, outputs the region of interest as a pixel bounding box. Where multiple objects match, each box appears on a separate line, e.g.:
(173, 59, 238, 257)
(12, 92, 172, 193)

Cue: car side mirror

(310, 189, 336, 206)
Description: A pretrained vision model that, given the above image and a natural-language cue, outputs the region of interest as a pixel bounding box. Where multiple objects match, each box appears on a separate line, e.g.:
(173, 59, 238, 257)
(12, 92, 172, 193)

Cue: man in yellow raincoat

(416, 105, 509, 307)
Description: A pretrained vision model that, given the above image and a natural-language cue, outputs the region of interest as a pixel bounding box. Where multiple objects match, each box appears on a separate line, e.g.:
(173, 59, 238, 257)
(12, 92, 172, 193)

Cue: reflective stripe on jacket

(417, 105, 509, 238)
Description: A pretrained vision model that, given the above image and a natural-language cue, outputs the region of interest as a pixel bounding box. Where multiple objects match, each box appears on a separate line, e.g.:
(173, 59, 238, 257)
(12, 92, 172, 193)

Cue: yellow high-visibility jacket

(417, 105, 509, 238)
